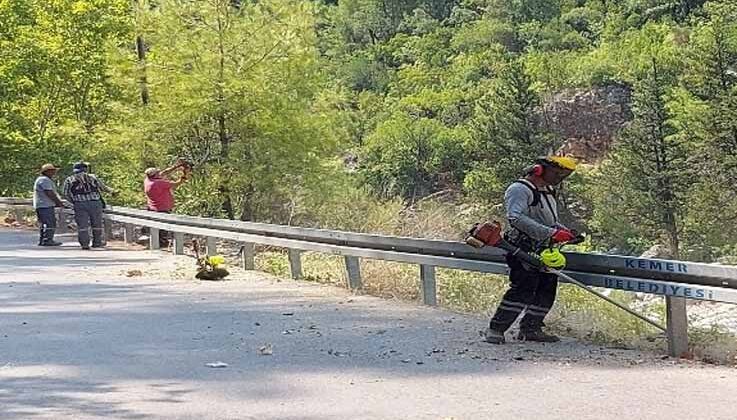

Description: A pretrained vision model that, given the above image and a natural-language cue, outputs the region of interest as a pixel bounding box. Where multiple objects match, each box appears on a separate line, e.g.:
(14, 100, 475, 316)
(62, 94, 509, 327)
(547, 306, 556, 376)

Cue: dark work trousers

(36, 207, 57, 245)
(489, 254, 559, 333)
(74, 200, 104, 247)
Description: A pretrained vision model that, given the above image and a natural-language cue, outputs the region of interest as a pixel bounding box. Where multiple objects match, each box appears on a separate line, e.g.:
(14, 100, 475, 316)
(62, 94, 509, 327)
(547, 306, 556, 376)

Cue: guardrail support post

(12, 208, 24, 224)
(666, 296, 689, 357)
(288, 249, 302, 280)
(344, 256, 362, 290)
(56, 208, 68, 234)
(420, 264, 437, 306)
(124, 224, 135, 244)
(149, 228, 160, 250)
(206, 237, 217, 255)
(173, 232, 185, 255)
(241, 243, 255, 270)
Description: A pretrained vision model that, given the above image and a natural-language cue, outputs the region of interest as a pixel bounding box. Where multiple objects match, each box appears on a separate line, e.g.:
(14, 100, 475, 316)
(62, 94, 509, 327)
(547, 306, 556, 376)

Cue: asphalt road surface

(1, 228, 735, 420)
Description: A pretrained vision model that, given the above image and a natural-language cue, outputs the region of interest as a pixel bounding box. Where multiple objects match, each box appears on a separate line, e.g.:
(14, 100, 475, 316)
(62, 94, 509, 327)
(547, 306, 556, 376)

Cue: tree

(123, 0, 340, 220)
(464, 59, 556, 200)
(674, 1, 737, 258)
(0, 0, 130, 195)
(361, 113, 464, 202)
(590, 58, 689, 256)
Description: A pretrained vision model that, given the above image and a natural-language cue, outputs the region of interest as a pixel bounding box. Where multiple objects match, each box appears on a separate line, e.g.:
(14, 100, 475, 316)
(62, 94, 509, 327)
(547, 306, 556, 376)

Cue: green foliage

(362, 113, 465, 200)
(464, 59, 556, 199)
(589, 54, 689, 255)
(0, 0, 131, 195)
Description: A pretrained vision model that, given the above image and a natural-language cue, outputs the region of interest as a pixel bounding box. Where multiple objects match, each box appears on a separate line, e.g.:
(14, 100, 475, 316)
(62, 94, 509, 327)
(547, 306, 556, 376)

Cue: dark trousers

(74, 200, 104, 247)
(489, 254, 559, 332)
(36, 207, 57, 244)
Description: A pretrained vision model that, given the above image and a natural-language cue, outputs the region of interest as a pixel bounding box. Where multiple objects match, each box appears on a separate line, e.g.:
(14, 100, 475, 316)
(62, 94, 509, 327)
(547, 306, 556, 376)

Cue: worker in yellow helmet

(483, 156, 578, 345)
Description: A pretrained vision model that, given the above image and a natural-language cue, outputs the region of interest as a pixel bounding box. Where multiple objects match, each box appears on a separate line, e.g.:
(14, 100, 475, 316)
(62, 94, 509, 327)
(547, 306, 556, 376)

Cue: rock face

(543, 84, 633, 162)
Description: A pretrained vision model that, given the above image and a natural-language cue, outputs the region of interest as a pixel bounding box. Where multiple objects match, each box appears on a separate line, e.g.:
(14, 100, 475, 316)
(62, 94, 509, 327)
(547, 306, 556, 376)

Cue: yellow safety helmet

(207, 255, 226, 267)
(540, 248, 566, 270)
(545, 156, 577, 171)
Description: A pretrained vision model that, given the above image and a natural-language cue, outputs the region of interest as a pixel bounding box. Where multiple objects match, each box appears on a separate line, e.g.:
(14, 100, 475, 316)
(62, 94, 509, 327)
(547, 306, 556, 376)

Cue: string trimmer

(466, 221, 665, 331)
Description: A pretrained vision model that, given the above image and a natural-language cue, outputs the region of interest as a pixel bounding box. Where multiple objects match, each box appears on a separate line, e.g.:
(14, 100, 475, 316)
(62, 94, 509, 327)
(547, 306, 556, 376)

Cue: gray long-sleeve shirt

(504, 179, 561, 249)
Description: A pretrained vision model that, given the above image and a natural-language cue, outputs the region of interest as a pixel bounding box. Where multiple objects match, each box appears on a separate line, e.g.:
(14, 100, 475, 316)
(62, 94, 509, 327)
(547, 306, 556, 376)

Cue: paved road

(1, 228, 735, 420)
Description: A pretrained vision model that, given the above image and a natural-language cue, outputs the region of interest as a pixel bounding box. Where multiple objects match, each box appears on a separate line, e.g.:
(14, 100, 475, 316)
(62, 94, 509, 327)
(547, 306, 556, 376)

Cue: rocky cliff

(543, 83, 633, 162)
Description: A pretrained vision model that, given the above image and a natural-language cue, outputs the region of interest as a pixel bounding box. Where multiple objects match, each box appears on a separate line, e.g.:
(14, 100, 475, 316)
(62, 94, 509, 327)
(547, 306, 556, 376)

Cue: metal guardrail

(4, 197, 737, 357)
(106, 206, 737, 290)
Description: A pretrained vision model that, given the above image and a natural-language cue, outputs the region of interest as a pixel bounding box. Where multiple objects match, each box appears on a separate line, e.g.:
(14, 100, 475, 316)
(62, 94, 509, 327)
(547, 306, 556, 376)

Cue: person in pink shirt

(144, 161, 190, 212)
(143, 161, 190, 246)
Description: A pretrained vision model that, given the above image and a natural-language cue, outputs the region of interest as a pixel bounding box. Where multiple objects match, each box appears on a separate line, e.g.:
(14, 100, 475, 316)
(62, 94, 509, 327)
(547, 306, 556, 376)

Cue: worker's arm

(159, 163, 182, 178)
(505, 183, 556, 241)
(91, 175, 116, 195)
(169, 172, 188, 189)
(44, 190, 65, 207)
(61, 178, 74, 203)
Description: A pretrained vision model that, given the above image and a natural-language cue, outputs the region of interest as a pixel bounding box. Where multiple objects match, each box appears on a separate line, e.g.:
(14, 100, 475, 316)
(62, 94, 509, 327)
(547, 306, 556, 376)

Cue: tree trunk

(136, 35, 149, 106)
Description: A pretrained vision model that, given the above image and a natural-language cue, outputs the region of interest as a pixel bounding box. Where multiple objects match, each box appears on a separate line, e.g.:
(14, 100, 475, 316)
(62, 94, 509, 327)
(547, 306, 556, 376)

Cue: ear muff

(532, 164, 544, 176)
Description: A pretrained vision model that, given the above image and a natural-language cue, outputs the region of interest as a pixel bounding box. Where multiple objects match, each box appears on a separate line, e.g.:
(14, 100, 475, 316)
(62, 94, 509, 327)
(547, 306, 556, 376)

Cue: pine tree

(592, 58, 689, 257)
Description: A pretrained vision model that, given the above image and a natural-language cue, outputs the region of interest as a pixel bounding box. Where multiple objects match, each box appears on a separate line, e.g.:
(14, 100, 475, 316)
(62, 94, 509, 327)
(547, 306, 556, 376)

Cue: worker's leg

(519, 272, 559, 332)
(489, 255, 540, 333)
(36, 207, 57, 245)
(90, 200, 104, 247)
(74, 202, 92, 249)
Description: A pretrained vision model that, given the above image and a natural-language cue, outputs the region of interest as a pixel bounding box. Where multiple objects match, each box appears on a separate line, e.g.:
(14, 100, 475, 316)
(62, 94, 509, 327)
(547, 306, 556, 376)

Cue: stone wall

(542, 83, 633, 162)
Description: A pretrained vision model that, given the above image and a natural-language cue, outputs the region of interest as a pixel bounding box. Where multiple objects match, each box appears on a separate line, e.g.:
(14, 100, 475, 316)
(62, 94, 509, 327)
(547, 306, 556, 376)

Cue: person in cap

(33, 164, 66, 246)
(144, 160, 190, 214)
(143, 160, 190, 247)
(483, 156, 578, 344)
(62, 162, 116, 250)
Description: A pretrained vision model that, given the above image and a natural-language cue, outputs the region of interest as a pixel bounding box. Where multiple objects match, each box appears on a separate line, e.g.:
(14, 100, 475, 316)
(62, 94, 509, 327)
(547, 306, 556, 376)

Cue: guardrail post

(288, 249, 302, 280)
(241, 243, 255, 270)
(344, 256, 362, 290)
(149, 228, 160, 250)
(173, 232, 185, 255)
(206, 237, 217, 255)
(12, 208, 24, 224)
(56, 208, 68, 234)
(124, 224, 135, 244)
(666, 296, 689, 357)
(420, 264, 437, 306)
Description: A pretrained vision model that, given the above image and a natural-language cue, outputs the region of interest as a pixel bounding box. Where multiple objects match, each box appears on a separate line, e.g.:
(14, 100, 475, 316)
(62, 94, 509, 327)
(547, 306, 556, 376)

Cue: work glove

(551, 228, 575, 244)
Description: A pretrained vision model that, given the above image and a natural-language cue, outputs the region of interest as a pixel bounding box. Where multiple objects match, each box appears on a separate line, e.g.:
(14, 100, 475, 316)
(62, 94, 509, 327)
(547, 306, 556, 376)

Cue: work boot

(518, 329, 560, 343)
(482, 328, 506, 344)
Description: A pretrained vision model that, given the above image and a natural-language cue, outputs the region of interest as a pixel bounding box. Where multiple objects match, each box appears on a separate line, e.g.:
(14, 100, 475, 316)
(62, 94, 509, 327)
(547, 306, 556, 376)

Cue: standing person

(483, 156, 578, 344)
(62, 162, 116, 250)
(143, 161, 189, 213)
(33, 163, 65, 246)
(144, 160, 190, 246)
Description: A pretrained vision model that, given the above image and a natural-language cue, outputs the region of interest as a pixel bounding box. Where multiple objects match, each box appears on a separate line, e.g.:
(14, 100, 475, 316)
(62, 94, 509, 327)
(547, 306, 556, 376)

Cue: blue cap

(72, 162, 89, 173)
